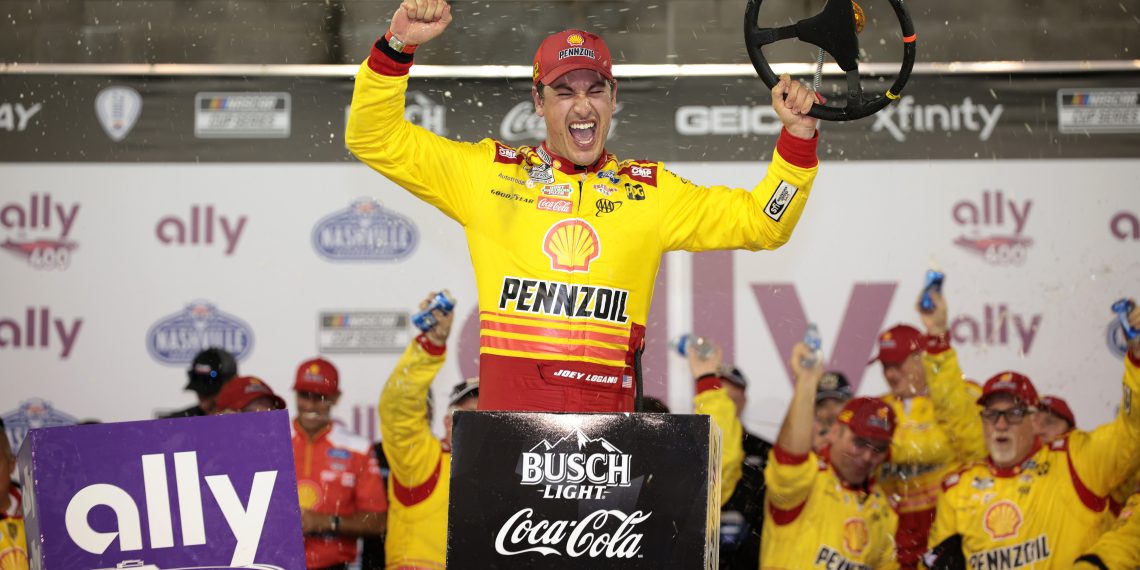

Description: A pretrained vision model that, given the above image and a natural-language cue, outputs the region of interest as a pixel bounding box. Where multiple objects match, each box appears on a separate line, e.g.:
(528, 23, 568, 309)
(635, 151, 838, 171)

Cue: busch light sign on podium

(16, 410, 306, 570)
(447, 412, 722, 569)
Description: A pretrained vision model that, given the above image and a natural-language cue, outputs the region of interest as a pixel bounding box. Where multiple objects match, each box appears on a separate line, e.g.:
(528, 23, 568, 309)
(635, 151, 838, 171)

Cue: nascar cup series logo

(543, 219, 600, 272)
(146, 301, 254, 364)
(312, 198, 418, 262)
(494, 427, 650, 559)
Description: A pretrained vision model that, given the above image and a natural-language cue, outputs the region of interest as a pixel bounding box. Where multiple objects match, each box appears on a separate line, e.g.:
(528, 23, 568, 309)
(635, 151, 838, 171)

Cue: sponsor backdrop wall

(2, 70, 1138, 452)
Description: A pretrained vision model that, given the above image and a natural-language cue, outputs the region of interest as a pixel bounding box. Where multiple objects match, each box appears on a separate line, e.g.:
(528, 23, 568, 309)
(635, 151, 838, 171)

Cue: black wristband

(375, 37, 414, 64)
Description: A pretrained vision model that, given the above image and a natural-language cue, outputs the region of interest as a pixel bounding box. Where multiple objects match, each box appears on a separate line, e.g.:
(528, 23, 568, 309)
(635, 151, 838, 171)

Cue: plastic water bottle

(801, 323, 822, 368)
(1113, 299, 1139, 341)
(919, 269, 945, 313)
(412, 290, 456, 332)
(669, 334, 715, 361)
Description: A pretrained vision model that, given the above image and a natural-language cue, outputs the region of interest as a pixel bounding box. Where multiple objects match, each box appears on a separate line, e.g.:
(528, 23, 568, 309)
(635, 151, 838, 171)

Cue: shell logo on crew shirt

(983, 500, 1023, 539)
(297, 481, 322, 510)
(543, 219, 601, 272)
(843, 518, 869, 555)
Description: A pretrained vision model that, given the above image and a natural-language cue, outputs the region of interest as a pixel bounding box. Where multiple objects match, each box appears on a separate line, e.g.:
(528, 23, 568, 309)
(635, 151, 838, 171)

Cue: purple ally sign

(16, 410, 305, 570)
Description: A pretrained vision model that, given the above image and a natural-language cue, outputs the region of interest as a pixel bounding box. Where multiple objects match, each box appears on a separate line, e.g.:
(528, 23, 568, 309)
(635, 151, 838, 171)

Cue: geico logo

(64, 451, 276, 566)
(521, 452, 632, 486)
(675, 105, 783, 136)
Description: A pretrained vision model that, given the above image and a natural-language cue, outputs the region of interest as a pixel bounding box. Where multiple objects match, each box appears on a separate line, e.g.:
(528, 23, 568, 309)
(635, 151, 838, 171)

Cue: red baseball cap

(216, 376, 286, 413)
(867, 324, 924, 365)
(1040, 395, 1075, 427)
(293, 357, 340, 396)
(532, 29, 614, 87)
(836, 397, 898, 443)
(977, 371, 1040, 407)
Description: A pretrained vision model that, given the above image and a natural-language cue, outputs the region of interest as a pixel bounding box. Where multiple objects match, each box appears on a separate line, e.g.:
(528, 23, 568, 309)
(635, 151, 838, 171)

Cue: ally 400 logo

(1, 193, 80, 270)
(146, 301, 254, 364)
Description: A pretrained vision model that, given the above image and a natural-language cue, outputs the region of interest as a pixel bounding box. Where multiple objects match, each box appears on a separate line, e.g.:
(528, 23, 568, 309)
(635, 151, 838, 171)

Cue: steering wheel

(745, 0, 916, 121)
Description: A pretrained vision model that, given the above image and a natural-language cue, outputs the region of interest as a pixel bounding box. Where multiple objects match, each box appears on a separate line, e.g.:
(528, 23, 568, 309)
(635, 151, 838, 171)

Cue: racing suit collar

(987, 437, 1044, 478)
(538, 142, 613, 175)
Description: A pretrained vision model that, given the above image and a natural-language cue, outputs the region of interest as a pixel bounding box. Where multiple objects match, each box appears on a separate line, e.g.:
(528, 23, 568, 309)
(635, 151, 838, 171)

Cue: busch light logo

(500, 101, 623, 143)
(146, 301, 254, 364)
(1107, 318, 1130, 359)
(2, 398, 77, 453)
(94, 85, 142, 142)
(520, 427, 632, 500)
(406, 91, 446, 135)
(951, 189, 1033, 266)
(1, 192, 80, 270)
(312, 198, 418, 262)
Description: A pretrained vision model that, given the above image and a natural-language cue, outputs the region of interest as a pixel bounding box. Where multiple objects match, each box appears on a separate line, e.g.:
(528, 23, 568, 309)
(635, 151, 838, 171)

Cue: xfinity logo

(520, 427, 631, 501)
(872, 96, 1003, 142)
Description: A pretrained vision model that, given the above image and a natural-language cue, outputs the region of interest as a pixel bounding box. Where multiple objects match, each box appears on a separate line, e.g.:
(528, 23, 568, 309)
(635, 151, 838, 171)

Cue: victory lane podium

(17, 410, 306, 570)
(447, 412, 723, 569)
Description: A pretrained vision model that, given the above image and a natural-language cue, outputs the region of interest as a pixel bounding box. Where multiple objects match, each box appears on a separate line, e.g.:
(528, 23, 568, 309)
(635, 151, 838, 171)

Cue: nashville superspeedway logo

(494, 426, 649, 558)
(498, 276, 629, 324)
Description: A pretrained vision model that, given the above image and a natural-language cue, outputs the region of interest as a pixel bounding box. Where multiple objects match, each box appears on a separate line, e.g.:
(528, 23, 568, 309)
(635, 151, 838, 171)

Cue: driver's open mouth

(570, 120, 596, 147)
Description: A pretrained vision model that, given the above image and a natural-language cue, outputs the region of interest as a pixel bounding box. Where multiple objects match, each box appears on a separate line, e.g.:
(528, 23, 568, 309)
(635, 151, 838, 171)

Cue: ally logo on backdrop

(146, 301, 254, 365)
(312, 198, 418, 262)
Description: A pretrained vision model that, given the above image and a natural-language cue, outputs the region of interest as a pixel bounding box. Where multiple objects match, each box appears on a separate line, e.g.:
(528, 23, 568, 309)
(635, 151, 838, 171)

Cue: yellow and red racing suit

(379, 334, 451, 570)
(346, 41, 819, 413)
(1073, 493, 1140, 570)
(292, 420, 388, 568)
(925, 352, 1140, 569)
(880, 337, 987, 569)
(0, 487, 27, 570)
(761, 446, 900, 570)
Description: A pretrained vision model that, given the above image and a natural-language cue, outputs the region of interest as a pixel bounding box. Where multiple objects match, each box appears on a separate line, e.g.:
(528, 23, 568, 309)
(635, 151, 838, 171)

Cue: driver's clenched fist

(771, 73, 819, 140)
(390, 0, 452, 47)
